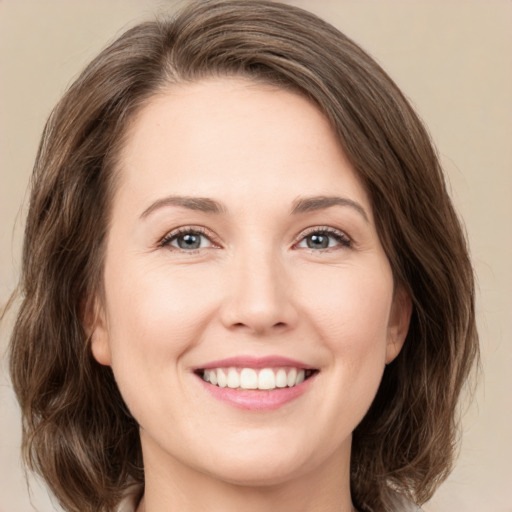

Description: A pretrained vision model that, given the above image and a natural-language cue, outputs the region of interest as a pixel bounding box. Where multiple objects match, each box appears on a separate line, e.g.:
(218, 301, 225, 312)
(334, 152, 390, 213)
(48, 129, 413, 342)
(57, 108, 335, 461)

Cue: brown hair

(8, 1, 478, 511)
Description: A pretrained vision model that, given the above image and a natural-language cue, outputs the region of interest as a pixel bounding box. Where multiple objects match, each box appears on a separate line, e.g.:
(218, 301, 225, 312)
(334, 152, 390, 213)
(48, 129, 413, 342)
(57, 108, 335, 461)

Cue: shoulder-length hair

(8, 1, 478, 511)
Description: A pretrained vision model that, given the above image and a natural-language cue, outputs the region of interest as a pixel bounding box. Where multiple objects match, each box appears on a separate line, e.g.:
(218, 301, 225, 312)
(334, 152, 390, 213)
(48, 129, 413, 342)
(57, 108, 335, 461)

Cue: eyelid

(158, 225, 221, 250)
(293, 225, 352, 249)
(157, 224, 351, 252)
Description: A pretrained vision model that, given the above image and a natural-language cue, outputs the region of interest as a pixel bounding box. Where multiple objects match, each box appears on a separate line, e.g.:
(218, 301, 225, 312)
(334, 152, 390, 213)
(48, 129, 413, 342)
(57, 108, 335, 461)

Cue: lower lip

(197, 374, 315, 411)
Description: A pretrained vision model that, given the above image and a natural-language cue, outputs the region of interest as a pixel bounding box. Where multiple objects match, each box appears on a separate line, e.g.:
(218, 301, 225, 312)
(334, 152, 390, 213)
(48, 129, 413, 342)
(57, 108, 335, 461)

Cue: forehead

(115, 77, 371, 214)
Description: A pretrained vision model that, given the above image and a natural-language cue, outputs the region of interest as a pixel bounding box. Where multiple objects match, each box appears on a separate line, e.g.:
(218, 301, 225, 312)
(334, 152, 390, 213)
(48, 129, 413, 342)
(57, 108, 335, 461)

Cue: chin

(192, 433, 332, 488)
(202, 456, 310, 488)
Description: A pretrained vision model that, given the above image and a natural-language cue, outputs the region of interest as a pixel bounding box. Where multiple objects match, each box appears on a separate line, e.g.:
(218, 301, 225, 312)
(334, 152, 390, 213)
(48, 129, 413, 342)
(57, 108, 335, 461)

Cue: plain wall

(1, 1, 511, 511)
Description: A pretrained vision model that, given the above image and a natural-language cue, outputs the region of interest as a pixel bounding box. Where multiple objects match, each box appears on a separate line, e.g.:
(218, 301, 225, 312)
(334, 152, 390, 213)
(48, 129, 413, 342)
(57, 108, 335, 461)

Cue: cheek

(300, 262, 393, 350)
(285, 261, 394, 445)
(105, 262, 216, 359)
(297, 259, 394, 413)
(101, 258, 222, 410)
(100, 259, 222, 425)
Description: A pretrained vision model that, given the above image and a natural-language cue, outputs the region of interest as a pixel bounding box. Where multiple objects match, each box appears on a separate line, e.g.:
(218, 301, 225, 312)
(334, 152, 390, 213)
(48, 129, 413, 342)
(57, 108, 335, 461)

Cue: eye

(295, 227, 351, 250)
(159, 227, 217, 252)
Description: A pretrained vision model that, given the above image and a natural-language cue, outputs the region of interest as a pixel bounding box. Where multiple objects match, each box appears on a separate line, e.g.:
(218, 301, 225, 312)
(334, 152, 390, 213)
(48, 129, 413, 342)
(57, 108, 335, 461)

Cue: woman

(7, 1, 478, 511)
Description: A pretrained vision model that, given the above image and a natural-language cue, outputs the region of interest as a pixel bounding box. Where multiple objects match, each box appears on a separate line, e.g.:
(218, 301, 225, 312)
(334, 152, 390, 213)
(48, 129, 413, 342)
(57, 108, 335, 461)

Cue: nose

(219, 248, 299, 336)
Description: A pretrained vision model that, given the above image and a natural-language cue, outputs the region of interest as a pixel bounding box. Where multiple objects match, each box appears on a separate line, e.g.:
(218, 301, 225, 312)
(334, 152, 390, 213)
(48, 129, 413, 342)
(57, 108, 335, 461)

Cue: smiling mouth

(196, 367, 318, 391)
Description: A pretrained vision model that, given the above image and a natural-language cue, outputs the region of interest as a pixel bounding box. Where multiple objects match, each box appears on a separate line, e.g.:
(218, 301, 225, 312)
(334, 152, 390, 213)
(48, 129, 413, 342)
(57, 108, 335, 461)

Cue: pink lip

(193, 355, 318, 411)
(196, 355, 315, 371)
(197, 373, 315, 411)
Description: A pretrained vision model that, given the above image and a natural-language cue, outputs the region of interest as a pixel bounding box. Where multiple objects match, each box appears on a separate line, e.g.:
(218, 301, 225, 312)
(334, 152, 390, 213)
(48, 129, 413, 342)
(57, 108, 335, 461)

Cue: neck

(138, 476, 355, 512)
(137, 435, 355, 512)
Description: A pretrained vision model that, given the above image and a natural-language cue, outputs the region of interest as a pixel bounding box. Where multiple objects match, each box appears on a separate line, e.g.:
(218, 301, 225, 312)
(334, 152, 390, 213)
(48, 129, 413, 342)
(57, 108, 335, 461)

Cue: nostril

(230, 321, 289, 333)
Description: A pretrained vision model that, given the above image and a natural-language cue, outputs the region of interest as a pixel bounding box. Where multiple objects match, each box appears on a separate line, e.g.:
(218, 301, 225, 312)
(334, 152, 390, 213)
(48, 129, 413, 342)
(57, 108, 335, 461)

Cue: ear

(82, 295, 112, 366)
(386, 285, 412, 364)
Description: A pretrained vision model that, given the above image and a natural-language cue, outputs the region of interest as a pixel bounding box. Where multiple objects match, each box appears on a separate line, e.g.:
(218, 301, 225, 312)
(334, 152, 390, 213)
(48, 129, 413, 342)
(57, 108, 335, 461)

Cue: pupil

(308, 234, 328, 249)
(179, 233, 200, 249)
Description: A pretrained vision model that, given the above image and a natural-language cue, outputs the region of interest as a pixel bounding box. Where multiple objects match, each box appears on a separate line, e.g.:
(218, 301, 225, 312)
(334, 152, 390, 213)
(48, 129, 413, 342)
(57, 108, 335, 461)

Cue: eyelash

(295, 226, 352, 251)
(158, 226, 218, 252)
(158, 225, 352, 253)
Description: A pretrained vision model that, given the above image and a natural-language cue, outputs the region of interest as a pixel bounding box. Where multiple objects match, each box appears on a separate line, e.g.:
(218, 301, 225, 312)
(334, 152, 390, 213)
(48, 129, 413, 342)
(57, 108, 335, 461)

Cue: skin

(89, 78, 411, 512)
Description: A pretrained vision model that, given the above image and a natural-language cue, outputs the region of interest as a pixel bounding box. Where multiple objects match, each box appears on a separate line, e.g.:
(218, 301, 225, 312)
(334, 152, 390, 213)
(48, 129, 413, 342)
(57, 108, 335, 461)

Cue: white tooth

(203, 370, 210, 383)
(209, 370, 218, 386)
(217, 369, 227, 388)
(295, 369, 305, 386)
(240, 368, 258, 389)
(275, 369, 287, 388)
(287, 368, 297, 387)
(227, 368, 240, 388)
(258, 368, 276, 390)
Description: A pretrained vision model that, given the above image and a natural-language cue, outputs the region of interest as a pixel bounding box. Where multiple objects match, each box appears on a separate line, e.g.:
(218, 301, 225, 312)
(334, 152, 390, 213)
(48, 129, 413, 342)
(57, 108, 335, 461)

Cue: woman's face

(90, 78, 410, 488)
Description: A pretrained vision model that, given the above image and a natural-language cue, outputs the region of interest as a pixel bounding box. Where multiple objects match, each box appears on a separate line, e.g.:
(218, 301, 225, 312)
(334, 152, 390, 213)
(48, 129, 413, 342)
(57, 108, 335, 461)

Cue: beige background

(1, 1, 511, 511)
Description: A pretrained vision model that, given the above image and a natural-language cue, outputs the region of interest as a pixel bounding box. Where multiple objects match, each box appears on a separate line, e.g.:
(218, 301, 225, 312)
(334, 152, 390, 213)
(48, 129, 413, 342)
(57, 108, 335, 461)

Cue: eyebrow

(140, 196, 227, 218)
(140, 194, 368, 222)
(290, 195, 369, 222)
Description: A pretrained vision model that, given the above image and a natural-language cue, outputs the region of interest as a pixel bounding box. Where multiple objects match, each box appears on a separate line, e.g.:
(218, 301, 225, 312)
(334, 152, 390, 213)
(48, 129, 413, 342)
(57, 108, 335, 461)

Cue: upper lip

(195, 355, 317, 370)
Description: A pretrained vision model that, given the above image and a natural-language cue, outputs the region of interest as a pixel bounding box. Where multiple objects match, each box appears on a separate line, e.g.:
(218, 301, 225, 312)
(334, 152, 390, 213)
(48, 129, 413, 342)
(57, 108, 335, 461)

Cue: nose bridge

(221, 241, 297, 334)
